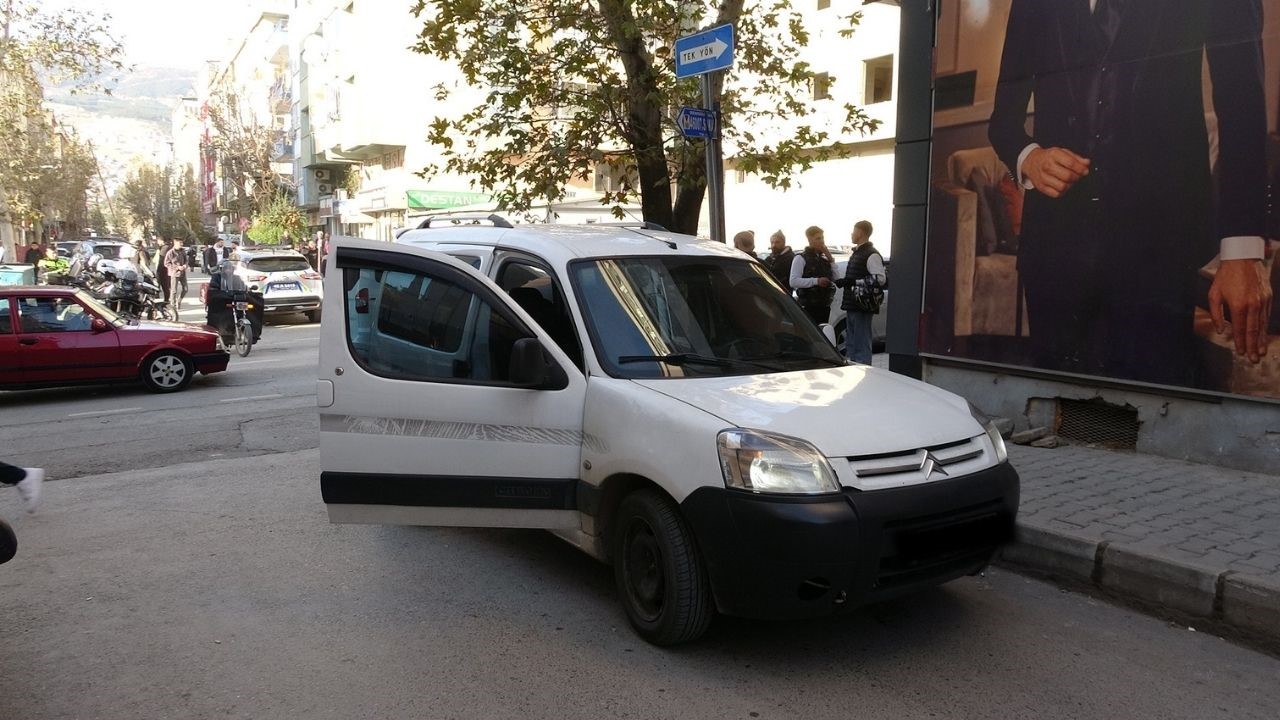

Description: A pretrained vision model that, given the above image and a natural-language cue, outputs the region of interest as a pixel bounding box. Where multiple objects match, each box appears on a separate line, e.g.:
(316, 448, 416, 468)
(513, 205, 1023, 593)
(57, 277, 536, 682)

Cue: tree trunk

(595, 0, 746, 235)
(597, 0, 673, 230)
(671, 140, 707, 235)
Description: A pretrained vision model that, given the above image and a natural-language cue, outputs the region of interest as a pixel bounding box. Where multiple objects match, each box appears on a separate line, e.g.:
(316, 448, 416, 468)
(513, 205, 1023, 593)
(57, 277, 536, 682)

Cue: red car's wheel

(140, 351, 194, 393)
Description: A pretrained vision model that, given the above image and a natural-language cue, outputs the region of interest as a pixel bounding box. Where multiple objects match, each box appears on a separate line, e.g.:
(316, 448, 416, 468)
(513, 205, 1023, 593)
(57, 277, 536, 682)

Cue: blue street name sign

(676, 106, 717, 139)
(674, 23, 735, 78)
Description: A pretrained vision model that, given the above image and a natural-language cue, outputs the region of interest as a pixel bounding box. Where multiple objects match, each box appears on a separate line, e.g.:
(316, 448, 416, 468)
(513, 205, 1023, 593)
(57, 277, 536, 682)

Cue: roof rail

(416, 213, 514, 229)
(589, 221, 669, 232)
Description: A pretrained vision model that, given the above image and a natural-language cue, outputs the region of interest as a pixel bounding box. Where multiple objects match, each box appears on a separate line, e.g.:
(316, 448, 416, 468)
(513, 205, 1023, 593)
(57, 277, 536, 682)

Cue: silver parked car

(231, 248, 324, 323)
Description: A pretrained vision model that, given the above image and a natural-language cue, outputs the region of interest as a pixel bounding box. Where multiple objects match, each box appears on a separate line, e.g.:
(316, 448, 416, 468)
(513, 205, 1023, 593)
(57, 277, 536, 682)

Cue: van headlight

(717, 430, 841, 495)
(968, 402, 1009, 464)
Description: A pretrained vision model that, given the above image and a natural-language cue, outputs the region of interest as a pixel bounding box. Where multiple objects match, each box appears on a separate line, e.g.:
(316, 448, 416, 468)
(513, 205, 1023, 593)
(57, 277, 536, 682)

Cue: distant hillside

(46, 66, 196, 130)
(107, 66, 197, 99)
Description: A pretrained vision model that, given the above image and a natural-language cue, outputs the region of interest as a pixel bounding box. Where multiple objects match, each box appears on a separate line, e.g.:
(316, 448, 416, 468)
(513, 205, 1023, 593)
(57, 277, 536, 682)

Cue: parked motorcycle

(105, 268, 175, 322)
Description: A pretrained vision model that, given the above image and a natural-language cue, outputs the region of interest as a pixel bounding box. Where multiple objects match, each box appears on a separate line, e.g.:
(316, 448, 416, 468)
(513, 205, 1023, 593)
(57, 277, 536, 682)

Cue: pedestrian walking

(164, 238, 190, 313)
(204, 241, 221, 274)
(1, 461, 44, 514)
(23, 242, 43, 265)
(789, 225, 836, 327)
(834, 220, 886, 364)
(762, 230, 795, 294)
(732, 230, 756, 257)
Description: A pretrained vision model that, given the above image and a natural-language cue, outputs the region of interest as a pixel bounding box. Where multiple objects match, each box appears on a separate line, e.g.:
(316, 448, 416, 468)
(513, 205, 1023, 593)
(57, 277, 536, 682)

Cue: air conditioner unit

(314, 168, 331, 182)
(317, 182, 333, 195)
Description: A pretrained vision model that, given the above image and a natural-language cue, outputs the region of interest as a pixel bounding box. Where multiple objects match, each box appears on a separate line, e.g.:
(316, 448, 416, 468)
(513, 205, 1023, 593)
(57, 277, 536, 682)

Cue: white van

(318, 223, 1019, 645)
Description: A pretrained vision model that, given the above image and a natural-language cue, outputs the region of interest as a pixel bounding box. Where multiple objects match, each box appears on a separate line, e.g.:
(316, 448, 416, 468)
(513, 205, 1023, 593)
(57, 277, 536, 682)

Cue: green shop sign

(406, 189, 492, 210)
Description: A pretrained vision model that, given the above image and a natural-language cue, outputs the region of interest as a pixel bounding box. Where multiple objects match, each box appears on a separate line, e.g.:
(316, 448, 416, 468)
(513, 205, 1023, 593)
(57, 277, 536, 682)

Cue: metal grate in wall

(1055, 398, 1140, 449)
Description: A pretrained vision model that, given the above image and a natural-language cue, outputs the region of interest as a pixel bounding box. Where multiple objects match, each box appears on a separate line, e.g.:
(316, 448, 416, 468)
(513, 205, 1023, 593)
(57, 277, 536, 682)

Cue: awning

(406, 189, 492, 210)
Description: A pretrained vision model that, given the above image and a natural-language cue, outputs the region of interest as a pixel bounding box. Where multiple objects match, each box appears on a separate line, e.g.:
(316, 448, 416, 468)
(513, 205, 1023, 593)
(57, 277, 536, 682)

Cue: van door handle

(18, 338, 37, 346)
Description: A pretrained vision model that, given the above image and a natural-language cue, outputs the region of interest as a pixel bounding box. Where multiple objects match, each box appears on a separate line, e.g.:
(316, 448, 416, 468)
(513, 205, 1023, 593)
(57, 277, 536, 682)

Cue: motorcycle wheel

(234, 320, 252, 357)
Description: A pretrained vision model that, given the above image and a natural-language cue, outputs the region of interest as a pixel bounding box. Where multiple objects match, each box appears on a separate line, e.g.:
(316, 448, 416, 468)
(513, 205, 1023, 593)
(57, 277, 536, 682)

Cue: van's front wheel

(613, 489, 714, 645)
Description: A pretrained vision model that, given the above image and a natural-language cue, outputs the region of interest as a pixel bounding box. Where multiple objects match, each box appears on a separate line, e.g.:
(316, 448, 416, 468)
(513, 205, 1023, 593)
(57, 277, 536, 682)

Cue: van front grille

(845, 436, 986, 490)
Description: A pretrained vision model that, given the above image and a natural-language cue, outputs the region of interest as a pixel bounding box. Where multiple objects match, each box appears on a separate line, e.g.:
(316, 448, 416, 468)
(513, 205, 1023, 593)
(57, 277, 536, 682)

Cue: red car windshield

(76, 291, 127, 327)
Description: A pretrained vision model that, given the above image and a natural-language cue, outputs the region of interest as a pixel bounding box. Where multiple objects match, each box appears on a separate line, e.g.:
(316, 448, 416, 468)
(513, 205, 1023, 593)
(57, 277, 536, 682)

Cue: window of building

(735, 168, 747, 184)
(812, 72, 831, 101)
(818, 0, 831, 9)
(865, 55, 894, 105)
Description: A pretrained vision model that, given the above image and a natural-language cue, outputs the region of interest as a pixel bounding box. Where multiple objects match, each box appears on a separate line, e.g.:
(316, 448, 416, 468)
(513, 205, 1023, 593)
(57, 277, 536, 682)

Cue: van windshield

(571, 256, 846, 378)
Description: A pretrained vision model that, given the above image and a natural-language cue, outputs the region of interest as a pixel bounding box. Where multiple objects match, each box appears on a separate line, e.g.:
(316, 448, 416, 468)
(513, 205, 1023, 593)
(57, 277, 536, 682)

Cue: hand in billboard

(1023, 147, 1090, 198)
(1209, 259, 1273, 363)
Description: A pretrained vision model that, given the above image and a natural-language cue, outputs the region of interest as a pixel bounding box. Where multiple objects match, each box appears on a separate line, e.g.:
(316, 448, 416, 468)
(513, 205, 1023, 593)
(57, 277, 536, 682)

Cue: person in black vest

(789, 225, 835, 327)
(762, 230, 795, 294)
(835, 220, 886, 364)
(989, 0, 1271, 387)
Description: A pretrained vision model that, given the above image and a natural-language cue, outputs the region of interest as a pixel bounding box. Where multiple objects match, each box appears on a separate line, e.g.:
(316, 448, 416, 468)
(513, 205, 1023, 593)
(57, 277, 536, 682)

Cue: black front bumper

(680, 462, 1019, 620)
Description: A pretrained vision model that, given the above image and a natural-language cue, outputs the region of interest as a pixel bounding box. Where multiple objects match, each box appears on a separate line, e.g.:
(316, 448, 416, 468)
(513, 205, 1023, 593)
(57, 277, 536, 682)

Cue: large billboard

(923, 0, 1280, 400)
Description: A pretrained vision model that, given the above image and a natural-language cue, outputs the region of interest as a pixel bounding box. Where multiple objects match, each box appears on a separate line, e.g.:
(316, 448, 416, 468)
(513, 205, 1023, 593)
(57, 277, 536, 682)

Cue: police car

(317, 219, 1019, 645)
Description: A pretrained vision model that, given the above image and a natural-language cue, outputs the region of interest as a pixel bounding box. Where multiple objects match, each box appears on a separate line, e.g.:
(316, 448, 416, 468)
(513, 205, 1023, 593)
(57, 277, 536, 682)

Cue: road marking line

(68, 407, 143, 418)
(218, 393, 285, 403)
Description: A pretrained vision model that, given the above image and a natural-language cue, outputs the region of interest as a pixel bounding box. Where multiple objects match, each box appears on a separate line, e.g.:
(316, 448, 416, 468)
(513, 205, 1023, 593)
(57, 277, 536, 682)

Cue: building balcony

(272, 131, 294, 163)
(336, 141, 405, 161)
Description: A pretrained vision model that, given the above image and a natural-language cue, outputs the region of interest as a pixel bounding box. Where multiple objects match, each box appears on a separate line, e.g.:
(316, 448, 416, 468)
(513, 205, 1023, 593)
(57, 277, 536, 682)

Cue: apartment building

(196, 4, 293, 234)
(720, 0, 900, 253)
(290, 0, 487, 241)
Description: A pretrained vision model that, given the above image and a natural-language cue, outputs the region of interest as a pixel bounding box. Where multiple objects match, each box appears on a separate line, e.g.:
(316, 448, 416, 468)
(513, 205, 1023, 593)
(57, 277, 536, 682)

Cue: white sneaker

(16, 467, 43, 513)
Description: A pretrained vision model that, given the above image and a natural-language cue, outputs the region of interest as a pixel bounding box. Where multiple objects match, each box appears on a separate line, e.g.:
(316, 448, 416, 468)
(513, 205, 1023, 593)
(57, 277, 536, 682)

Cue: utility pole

(86, 140, 118, 233)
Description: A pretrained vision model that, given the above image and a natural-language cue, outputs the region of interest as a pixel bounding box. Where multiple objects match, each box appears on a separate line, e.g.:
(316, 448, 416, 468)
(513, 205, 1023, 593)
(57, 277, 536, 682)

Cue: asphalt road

(0, 303, 320, 480)
(2, 310, 1279, 718)
(2, 451, 1278, 720)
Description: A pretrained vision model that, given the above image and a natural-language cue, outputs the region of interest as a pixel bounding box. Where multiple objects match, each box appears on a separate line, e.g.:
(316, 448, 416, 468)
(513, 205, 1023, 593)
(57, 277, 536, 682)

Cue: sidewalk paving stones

(1001, 442, 1280, 647)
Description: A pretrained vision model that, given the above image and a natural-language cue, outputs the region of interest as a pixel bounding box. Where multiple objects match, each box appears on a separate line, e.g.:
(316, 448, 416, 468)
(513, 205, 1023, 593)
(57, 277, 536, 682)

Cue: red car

(0, 286, 230, 393)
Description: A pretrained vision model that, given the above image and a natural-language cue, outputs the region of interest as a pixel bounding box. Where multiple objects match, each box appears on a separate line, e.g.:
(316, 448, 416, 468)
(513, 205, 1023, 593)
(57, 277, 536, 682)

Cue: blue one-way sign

(674, 23, 735, 78)
(676, 107, 717, 139)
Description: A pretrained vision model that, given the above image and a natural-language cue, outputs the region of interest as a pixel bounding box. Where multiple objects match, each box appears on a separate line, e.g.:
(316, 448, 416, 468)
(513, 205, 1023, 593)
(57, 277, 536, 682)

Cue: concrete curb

(998, 519, 1280, 649)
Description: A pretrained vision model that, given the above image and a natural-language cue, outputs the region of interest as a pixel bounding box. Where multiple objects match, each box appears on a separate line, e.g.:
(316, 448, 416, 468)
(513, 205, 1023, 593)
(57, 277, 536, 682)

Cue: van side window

(342, 265, 525, 383)
(496, 261, 584, 370)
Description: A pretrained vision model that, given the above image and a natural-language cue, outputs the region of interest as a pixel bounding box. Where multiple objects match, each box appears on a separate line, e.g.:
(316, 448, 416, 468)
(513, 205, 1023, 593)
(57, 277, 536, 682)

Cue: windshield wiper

(745, 350, 848, 367)
(617, 353, 779, 371)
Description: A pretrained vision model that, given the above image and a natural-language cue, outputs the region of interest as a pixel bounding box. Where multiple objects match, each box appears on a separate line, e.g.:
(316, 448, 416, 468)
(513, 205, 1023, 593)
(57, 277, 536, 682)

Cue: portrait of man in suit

(988, 0, 1274, 387)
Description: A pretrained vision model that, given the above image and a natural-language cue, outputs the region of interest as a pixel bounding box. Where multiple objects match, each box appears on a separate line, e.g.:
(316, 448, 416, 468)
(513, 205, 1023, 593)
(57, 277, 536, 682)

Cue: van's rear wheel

(613, 489, 713, 645)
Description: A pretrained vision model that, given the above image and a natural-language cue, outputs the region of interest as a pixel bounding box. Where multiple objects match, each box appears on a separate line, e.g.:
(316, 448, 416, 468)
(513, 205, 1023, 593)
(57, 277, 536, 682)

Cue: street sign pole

(676, 23, 734, 245)
(701, 73, 726, 245)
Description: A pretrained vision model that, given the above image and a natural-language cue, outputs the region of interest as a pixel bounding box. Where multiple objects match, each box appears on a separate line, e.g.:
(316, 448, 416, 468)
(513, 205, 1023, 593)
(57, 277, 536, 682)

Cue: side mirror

(819, 322, 838, 346)
(509, 337, 548, 387)
(91, 317, 110, 333)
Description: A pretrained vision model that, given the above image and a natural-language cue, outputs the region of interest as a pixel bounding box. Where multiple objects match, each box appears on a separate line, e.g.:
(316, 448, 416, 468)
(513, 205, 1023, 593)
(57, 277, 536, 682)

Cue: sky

(51, 0, 258, 71)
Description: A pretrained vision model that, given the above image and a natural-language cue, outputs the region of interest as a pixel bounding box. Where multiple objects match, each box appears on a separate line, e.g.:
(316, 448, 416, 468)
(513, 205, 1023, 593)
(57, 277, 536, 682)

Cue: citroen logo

(920, 451, 949, 477)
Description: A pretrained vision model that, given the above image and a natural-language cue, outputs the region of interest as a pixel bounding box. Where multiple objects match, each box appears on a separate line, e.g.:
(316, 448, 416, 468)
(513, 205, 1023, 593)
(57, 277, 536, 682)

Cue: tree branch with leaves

(410, 0, 879, 234)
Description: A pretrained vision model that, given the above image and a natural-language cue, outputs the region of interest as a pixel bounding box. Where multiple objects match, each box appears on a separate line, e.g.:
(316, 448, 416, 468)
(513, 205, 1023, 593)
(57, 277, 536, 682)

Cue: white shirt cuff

(1016, 143, 1040, 189)
(1219, 236, 1266, 261)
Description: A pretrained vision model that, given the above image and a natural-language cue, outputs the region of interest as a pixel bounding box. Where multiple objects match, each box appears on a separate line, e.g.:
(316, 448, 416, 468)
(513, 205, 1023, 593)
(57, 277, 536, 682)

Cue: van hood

(633, 366, 983, 458)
